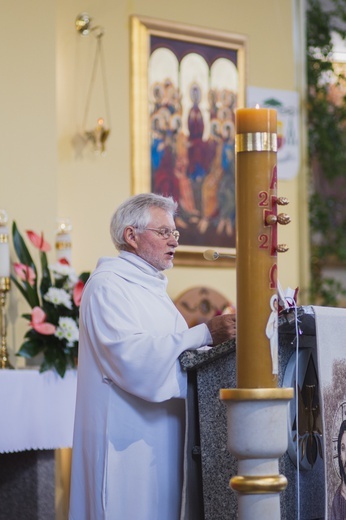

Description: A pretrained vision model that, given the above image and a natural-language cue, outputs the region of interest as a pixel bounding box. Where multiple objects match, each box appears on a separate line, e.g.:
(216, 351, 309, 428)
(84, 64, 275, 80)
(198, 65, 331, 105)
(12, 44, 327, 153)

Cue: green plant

(11, 221, 90, 377)
(307, 0, 346, 305)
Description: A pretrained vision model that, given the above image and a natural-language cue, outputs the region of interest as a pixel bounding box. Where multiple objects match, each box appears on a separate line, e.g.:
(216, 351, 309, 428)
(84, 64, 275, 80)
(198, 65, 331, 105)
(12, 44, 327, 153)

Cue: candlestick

(0, 277, 13, 369)
(220, 105, 293, 517)
(0, 210, 13, 368)
(235, 106, 278, 389)
(220, 109, 292, 518)
(55, 218, 72, 263)
(0, 210, 10, 278)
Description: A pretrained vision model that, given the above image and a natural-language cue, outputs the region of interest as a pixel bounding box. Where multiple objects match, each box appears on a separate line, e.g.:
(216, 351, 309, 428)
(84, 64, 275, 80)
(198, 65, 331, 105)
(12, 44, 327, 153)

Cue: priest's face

(134, 207, 179, 271)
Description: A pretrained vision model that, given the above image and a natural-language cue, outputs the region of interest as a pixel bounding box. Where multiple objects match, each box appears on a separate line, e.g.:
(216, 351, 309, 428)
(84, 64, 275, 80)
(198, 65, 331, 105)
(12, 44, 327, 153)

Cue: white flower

(55, 317, 79, 347)
(44, 287, 72, 309)
(49, 262, 78, 287)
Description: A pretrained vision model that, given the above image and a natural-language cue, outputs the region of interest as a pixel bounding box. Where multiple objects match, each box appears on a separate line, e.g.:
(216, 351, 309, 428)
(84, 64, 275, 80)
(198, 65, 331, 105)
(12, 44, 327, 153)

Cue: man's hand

(206, 313, 236, 346)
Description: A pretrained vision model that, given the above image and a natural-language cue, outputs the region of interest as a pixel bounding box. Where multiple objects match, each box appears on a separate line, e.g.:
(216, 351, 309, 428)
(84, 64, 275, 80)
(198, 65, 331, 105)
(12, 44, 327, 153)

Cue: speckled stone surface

(197, 344, 238, 520)
(0, 450, 55, 520)
(180, 340, 237, 519)
(179, 306, 325, 520)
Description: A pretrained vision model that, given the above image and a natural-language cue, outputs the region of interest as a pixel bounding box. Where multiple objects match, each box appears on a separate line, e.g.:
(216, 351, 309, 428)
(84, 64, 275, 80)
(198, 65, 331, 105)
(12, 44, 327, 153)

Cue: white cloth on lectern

(69, 252, 211, 520)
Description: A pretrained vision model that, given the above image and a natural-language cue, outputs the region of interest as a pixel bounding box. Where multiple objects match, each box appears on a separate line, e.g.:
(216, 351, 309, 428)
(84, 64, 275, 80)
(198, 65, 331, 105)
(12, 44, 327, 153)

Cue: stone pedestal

(180, 342, 237, 520)
(0, 450, 55, 520)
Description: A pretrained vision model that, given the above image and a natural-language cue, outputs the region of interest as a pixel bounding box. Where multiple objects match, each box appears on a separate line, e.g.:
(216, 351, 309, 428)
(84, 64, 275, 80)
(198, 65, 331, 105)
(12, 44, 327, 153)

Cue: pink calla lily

(58, 258, 70, 266)
(13, 262, 36, 286)
(30, 307, 56, 335)
(26, 230, 51, 252)
(73, 280, 85, 307)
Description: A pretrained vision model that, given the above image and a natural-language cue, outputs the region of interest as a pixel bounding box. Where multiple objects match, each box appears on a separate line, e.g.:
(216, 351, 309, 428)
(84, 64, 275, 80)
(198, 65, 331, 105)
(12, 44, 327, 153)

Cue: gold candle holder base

(0, 277, 14, 369)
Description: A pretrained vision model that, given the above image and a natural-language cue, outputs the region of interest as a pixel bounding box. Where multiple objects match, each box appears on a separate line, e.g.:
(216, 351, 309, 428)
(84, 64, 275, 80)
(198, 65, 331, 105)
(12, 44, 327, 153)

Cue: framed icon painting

(131, 16, 246, 266)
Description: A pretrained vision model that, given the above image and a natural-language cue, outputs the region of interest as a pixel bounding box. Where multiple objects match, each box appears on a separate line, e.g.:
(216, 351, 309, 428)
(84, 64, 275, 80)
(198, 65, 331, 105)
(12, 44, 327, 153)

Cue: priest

(69, 192, 236, 520)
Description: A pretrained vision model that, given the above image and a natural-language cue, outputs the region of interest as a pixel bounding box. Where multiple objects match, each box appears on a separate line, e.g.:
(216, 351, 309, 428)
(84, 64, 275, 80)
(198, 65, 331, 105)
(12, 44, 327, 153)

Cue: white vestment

(69, 252, 211, 520)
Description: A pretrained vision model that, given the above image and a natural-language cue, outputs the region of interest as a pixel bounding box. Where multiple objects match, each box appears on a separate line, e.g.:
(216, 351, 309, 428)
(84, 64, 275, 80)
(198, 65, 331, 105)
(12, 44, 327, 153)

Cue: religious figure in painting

(216, 120, 236, 236)
(331, 420, 346, 519)
(149, 68, 237, 247)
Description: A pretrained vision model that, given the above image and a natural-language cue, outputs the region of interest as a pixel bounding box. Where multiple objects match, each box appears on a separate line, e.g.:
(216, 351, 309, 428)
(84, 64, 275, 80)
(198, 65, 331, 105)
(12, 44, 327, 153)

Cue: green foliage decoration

(307, 0, 346, 305)
(11, 221, 89, 377)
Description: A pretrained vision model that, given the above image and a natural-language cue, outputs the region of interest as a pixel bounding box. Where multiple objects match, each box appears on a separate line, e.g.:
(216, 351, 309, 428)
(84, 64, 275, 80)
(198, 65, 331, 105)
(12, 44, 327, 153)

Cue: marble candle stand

(221, 387, 293, 520)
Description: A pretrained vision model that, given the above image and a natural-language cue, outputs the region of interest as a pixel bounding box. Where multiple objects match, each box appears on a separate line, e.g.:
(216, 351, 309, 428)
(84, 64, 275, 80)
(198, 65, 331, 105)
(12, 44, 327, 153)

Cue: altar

(0, 369, 77, 520)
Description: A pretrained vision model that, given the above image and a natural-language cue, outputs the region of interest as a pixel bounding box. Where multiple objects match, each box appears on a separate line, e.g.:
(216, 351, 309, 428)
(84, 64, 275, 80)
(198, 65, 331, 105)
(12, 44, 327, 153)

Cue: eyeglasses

(143, 227, 180, 241)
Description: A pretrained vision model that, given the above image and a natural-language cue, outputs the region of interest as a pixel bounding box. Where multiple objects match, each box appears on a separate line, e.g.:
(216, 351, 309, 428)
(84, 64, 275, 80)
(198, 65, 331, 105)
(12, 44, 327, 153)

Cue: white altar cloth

(0, 368, 77, 453)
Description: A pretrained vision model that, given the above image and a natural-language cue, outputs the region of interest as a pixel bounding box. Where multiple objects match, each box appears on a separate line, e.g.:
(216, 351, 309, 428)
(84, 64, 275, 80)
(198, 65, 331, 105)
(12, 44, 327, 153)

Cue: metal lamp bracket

(75, 13, 104, 38)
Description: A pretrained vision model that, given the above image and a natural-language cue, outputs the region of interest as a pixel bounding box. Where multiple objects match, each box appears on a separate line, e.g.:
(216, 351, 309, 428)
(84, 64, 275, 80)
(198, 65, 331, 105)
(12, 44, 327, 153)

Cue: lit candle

(0, 210, 10, 278)
(235, 106, 278, 388)
(55, 218, 72, 264)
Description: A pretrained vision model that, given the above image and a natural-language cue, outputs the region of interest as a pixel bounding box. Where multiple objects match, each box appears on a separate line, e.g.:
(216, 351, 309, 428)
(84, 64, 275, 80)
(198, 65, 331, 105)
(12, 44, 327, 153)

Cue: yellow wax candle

(236, 106, 277, 133)
(235, 107, 278, 388)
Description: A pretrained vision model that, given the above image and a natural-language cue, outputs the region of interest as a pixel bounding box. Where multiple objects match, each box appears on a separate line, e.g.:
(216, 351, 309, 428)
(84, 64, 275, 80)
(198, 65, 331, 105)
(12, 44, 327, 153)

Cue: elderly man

(69, 193, 236, 520)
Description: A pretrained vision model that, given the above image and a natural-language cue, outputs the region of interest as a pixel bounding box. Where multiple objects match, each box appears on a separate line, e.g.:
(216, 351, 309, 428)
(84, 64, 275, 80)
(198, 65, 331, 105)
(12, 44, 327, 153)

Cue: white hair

(110, 193, 178, 250)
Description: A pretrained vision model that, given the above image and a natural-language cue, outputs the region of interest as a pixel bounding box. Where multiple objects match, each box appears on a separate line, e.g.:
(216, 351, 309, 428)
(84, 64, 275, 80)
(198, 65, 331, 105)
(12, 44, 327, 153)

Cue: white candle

(0, 210, 10, 278)
(55, 218, 72, 264)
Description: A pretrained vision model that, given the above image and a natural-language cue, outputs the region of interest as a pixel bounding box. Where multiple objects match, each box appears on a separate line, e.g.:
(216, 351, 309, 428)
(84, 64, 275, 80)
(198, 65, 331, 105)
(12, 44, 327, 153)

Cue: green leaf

(55, 357, 67, 378)
(11, 221, 40, 307)
(12, 221, 36, 274)
(10, 276, 40, 308)
(79, 272, 90, 284)
(66, 347, 78, 369)
(41, 347, 67, 378)
(38, 359, 51, 374)
(39, 250, 52, 296)
(16, 340, 44, 358)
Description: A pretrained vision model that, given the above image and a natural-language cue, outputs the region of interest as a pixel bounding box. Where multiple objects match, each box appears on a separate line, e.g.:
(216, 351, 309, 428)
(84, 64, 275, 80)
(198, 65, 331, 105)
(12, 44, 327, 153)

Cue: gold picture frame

(130, 15, 246, 266)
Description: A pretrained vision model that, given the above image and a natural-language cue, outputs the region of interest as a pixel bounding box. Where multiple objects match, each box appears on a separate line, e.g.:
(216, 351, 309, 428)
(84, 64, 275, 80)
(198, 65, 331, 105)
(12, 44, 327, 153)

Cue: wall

(1, 0, 306, 365)
(1, 1, 57, 360)
(56, 0, 303, 305)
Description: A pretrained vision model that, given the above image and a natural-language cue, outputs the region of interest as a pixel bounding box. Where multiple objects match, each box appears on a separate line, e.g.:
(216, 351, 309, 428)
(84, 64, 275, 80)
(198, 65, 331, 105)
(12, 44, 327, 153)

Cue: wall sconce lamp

(73, 13, 111, 156)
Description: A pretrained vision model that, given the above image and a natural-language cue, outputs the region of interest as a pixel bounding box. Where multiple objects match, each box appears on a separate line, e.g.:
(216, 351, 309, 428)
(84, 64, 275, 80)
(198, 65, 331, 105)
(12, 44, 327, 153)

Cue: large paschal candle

(235, 107, 278, 388)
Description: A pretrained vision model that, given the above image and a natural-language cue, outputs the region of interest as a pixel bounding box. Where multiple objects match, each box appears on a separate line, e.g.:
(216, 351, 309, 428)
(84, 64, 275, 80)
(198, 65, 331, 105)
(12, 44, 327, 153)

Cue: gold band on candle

(0, 234, 8, 244)
(230, 474, 288, 494)
(220, 387, 294, 401)
(55, 241, 72, 250)
(236, 132, 277, 153)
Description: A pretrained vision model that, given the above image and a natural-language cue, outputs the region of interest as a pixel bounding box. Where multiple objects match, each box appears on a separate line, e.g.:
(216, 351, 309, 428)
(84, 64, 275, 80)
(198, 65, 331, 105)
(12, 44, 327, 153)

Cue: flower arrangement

(11, 221, 90, 377)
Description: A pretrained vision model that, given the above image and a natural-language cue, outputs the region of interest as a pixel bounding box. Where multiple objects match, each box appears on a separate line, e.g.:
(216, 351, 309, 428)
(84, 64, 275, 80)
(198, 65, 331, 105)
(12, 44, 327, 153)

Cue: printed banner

(247, 87, 300, 180)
